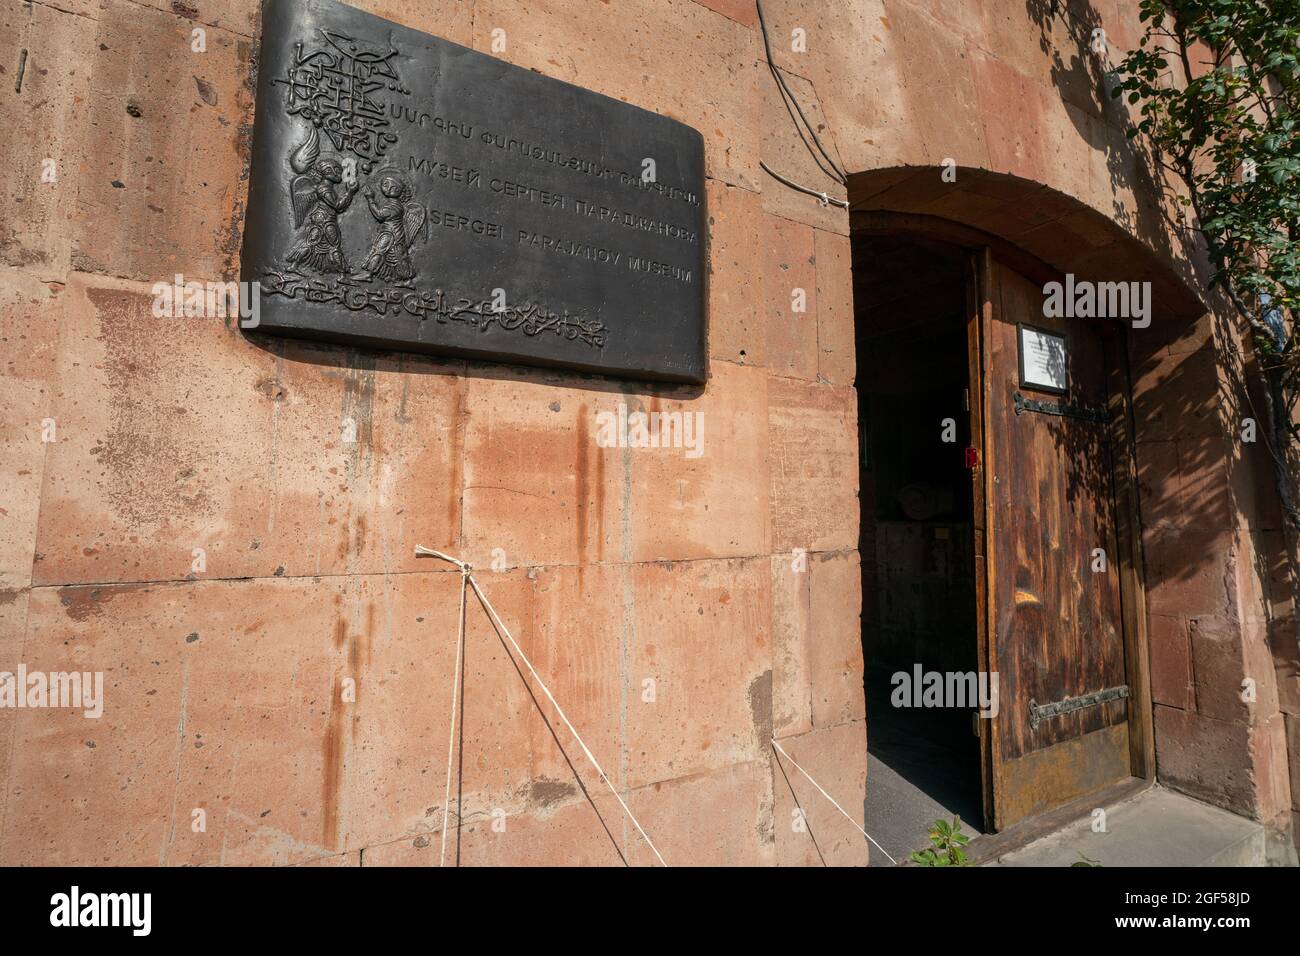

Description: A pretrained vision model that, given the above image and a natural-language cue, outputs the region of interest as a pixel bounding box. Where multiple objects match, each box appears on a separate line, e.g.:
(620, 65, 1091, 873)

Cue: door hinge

(1013, 391, 1108, 424)
(1028, 684, 1129, 729)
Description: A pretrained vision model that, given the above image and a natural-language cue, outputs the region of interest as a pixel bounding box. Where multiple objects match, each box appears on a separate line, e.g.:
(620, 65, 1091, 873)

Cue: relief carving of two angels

(285, 126, 428, 285)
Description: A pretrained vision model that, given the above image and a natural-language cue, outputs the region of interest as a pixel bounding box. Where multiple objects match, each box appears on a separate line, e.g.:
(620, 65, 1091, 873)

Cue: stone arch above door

(847, 166, 1207, 330)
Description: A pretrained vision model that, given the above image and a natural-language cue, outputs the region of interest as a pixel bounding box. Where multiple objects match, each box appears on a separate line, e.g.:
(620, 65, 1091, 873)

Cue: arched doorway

(854, 232, 986, 860)
(850, 183, 1181, 857)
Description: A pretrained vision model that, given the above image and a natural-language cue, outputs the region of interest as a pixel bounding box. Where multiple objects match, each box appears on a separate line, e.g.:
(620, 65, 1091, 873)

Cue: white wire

(771, 736, 896, 865)
(416, 546, 668, 867)
(468, 575, 668, 866)
(438, 569, 468, 867)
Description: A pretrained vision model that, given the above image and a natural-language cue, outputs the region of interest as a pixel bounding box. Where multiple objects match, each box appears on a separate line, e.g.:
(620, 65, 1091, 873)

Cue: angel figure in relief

(285, 126, 359, 275)
(351, 172, 427, 284)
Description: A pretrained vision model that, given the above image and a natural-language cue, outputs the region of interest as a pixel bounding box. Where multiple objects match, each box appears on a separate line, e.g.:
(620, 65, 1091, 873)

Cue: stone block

(3, 577, 345, 865)
(772, 720, 868, 866)
(1, 568, 549, 865)
(1250, 713, 1292, 824)
(968, 52, 1052, 187)
(814, 228, 855, 386)
(33, 273, 274, 585)
(874, 0, 990, 169)
(131, 0, 260, 38)
(626, 362, 770, 563)
(771, 552, 812, 737)
(0, 1, 96, 274)
(624, 558, 771, 788)
(769, 377, 859, 552)
(0, 269, 61, 589)
(526, 563, 627, 790)
(1130, 347, 1226, 444)
(1141, 526, 1233, 620)
(621, 759, 773, 866)
(456, 791, 628, 866)
(1153, 704, 1253, 817)
(471, 0, 763, 191)
(1133, 438, 1180, 531)
(693, 0, 759, 29)
(72, 0, 255, 283)
(757, 63, 848, 234)
(706, 179, 766, 367)
(757, 0, 921, 175)
(32, 274, 466, 585)
(1188, 615, 1262, 724)
(460, 369, 626, 569)
(1169, 437, 1235, 532)
(764, 214, 818, 381)
(1148, 613, 1193, 710)
(343, 569, 537, 852)
(808, 550, 864, 727)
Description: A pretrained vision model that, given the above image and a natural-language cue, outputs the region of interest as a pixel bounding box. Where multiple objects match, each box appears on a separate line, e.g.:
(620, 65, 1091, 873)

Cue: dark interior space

(853, 234, 985, 864)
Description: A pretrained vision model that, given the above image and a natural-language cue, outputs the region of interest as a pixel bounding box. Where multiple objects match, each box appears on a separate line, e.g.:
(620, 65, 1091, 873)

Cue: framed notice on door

(1017, 323, 1068, 394)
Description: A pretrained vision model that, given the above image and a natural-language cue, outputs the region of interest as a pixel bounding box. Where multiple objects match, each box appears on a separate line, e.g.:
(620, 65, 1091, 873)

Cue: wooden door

(976, 257, 1134, 829)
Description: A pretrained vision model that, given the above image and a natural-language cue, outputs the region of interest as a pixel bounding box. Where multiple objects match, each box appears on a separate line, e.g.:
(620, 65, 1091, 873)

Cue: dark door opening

(853, 235, 985, 864)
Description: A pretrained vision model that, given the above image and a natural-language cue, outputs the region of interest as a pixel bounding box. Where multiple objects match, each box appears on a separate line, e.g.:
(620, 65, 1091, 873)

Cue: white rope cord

(466, 574, 668, 867)
(415, 546, 668, 867)
(770, 736, 897, 865)
(415, 546, 469, 866)
(438, 564, 468, 867)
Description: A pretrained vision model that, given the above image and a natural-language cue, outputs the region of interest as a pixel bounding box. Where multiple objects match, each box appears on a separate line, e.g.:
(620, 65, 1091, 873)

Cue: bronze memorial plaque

(241, 0, 708, 384)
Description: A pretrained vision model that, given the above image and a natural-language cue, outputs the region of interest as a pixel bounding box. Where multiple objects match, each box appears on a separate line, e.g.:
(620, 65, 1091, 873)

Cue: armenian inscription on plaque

(241, 0, 708, 383)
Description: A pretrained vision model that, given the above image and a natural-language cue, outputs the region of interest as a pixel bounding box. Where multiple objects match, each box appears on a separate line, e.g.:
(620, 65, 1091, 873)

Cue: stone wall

(0, 0, 1293, 864)
(1128, 297, 1297, 850)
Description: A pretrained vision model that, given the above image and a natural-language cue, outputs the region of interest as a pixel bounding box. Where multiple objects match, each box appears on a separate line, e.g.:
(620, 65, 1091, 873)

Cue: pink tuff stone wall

(0, 0, 1293, 864)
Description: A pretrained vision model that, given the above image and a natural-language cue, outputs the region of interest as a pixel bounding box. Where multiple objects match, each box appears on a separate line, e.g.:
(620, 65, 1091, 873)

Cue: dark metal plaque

(241, 0, 708, 383)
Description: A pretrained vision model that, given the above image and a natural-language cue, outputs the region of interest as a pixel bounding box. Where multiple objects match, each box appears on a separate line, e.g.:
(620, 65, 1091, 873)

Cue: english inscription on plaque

(241, 0, 708, 383)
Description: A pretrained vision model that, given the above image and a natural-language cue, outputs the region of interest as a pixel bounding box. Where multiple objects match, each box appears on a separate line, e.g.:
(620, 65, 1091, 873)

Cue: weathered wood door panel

(979, 258, 1133, 829)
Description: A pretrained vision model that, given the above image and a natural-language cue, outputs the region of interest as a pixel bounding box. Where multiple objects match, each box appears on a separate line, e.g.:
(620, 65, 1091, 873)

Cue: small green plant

(1071, 851, 1103, 868)
(909, 815, 972, 867)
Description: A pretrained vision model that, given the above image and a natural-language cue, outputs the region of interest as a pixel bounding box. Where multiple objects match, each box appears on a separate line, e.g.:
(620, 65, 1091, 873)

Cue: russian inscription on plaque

(241, 0, 708, 383)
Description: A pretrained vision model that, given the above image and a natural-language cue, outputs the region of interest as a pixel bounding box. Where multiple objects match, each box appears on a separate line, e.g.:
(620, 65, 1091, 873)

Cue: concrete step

(987, 786, 1276, 867)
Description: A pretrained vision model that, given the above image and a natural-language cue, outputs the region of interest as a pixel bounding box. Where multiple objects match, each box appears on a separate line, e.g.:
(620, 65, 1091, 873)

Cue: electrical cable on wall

(755, 0, 850, 208)
(760, 159, 849, 208)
